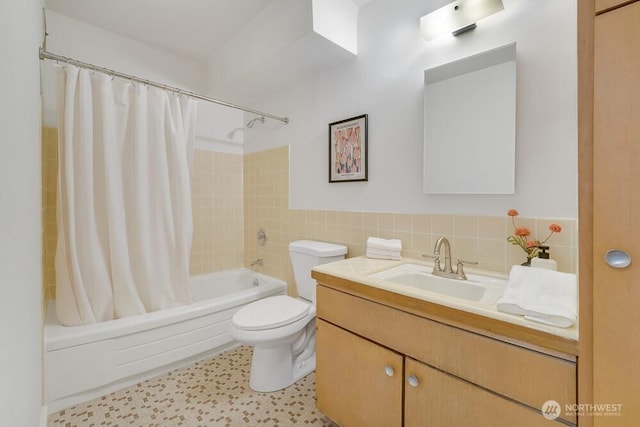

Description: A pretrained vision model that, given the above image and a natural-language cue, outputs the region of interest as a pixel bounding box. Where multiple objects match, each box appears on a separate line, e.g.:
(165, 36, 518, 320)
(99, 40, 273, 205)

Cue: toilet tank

(289, 240, 347, 304)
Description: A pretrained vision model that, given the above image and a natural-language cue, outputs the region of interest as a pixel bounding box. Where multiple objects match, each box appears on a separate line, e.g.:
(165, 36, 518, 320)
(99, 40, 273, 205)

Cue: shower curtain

(55, 65, 197, 326)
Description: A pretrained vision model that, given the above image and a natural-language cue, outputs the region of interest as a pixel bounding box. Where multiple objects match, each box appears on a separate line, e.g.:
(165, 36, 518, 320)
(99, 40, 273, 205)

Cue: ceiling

(45, 0, 372, 62)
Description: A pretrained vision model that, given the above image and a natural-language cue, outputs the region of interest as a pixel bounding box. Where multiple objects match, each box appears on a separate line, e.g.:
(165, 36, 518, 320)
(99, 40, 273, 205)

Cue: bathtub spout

(250, 258, 264, 266)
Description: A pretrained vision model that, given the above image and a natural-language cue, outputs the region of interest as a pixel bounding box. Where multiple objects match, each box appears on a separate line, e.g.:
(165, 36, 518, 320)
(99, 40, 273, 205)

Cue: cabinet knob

(407, 375, 419, 387)
(384, 366, 395, 377)
(604, 249, 631, 269)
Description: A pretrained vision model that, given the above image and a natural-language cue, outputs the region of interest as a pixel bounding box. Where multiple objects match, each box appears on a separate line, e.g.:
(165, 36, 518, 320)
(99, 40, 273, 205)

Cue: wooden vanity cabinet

(316, 284, 577, 427)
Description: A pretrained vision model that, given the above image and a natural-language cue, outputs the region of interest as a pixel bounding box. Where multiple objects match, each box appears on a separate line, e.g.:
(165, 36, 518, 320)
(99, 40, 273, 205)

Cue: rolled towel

(497, 265, 577, 328)
(366, 247, 401, 261)
(366, 237, 402, 251)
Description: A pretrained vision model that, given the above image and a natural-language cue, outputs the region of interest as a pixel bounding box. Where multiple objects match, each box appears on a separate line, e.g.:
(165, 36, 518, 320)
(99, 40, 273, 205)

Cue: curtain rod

(39, 48, 290, 125)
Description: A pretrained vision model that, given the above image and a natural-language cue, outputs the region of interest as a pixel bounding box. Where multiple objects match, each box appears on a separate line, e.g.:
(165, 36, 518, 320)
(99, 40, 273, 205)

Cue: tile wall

(42, 135, 577, 300)
(244, 146, 578, 296)
(190, 150, 244, 275)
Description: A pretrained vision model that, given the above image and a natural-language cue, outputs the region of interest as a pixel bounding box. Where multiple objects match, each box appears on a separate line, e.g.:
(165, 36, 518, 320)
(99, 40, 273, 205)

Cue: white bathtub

(44, 268, 286, 413)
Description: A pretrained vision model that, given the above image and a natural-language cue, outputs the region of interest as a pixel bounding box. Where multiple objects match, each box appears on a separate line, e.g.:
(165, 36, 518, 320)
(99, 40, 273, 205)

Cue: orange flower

(548, 224, 562, 233)
(506, 209, 562, 258)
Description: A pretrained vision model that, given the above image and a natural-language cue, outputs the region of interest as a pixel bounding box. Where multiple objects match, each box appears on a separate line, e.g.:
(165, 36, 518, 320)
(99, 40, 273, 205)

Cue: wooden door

(593, 1, 640, 424)
(404, 358, 559, 427)
(316, 319, 403, 427)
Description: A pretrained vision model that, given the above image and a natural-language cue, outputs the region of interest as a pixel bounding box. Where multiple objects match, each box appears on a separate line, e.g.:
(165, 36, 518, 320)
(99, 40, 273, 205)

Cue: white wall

(42, 11, 243, 150)
(243, 0, 578, 219)
(0, 0, 44, 425)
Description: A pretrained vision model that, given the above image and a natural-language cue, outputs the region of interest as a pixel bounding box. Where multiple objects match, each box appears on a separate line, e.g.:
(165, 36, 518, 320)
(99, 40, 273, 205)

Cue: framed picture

(329, 114, 368, 183)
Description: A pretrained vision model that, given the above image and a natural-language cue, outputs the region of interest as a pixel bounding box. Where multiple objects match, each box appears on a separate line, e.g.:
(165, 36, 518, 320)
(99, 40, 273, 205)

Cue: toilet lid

(233, 295, 311, 331)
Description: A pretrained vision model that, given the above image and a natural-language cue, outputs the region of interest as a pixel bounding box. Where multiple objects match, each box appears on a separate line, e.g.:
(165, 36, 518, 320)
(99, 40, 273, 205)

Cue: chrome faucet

(429, 237, 477, 280)
(250, 258, 263, 267)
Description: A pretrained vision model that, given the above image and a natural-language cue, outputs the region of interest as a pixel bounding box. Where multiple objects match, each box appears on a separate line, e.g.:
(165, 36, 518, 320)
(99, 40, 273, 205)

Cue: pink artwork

(329, 114, 368, 182)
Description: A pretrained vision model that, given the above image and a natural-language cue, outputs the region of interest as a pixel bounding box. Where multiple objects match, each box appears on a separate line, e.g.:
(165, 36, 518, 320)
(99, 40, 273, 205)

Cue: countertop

(312, 256, 579, 357)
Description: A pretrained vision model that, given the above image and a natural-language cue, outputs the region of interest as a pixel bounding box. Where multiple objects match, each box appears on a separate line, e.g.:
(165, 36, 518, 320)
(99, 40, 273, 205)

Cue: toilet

(229, 240, 347, 392)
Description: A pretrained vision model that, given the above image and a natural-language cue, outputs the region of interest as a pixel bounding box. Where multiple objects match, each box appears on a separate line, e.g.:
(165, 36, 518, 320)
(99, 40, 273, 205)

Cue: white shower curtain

(55, 65, 197, 326)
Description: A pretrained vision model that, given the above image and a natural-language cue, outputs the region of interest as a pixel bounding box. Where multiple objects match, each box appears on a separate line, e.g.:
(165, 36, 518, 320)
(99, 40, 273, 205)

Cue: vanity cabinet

(315, 284, 577, 426)
(316, 319, 403, 426)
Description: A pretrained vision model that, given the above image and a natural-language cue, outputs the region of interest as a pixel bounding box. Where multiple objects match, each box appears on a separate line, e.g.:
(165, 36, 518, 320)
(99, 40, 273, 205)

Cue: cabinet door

(593, 2, 640, 425)
(316, 319, 403, 427)
(404, 358, 564, 427)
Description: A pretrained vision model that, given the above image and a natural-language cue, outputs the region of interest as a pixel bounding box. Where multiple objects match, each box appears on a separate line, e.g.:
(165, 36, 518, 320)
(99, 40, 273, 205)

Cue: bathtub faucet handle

(250, 258, 264, 267)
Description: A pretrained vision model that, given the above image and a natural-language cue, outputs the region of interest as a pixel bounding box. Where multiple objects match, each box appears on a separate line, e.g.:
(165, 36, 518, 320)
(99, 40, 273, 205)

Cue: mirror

(423, 42, 516, 194)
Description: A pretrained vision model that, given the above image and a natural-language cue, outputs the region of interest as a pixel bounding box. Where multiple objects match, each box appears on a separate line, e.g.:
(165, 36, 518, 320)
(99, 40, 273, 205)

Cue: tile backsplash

(244, 146, 577, 296)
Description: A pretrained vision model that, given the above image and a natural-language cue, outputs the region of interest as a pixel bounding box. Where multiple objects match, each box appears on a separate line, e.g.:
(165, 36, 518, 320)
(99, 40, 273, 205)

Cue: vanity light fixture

(420, 0, 504, 41)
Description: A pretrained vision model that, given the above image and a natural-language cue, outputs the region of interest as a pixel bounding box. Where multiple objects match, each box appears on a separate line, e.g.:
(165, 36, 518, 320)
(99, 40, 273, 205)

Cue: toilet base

(249, 347, 315, 392)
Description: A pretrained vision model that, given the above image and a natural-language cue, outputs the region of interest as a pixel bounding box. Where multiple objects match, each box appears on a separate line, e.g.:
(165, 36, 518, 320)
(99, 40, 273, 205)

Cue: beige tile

(432, 215, 454, 236)
(393, 213, 412, 232)
(412, 232, 431, 255)
(378, 213, 394, 231)
(478, 238, 505, 265)
(412, 214, 431, 234)
(454, 216, 478, 238)
(478, 216, 506, 240)
(348, 211, 363, 228)
(453, 237, 478, 262)
(363, 212, 377, 230)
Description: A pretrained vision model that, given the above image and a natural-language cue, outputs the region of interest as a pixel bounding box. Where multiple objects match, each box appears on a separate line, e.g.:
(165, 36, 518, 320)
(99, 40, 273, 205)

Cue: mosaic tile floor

(48, 345, 338, 427)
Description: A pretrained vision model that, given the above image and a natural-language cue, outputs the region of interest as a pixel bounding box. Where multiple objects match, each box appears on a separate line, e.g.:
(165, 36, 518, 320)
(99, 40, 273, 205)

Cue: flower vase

(521, 257, 533, 267)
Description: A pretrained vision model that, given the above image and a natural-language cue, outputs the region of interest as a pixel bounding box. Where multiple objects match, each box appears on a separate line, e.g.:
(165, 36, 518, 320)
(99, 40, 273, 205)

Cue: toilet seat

(233, 295, 310, 331)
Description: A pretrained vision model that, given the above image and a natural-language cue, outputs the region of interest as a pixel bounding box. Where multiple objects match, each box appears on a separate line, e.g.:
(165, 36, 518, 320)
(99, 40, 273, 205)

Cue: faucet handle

(423, 253, 442, 271)
(455, 259, 478, 276)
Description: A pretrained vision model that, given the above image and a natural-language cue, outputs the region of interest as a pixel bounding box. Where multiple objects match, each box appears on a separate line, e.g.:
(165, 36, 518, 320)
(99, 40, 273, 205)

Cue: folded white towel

(496, 265, 577, 328)
(366, 247, 401, 261)
(366, 237, 402, 252)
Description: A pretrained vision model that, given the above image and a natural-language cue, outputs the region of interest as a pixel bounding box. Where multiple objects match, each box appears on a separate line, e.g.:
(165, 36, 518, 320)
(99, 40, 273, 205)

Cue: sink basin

(370, 263, 506, 304)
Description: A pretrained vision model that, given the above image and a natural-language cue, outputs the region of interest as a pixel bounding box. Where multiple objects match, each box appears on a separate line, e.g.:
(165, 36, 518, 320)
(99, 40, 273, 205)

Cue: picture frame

(329, 114, 368, 183)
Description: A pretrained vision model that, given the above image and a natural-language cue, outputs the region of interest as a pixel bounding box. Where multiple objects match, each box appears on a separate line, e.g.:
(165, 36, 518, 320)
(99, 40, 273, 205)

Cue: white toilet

(229, 240, 347, 392)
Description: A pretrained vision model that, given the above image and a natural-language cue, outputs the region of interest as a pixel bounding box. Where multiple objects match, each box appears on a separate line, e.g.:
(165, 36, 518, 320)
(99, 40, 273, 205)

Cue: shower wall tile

(190, 150, 244, 275)
(42, 128, 58, 302)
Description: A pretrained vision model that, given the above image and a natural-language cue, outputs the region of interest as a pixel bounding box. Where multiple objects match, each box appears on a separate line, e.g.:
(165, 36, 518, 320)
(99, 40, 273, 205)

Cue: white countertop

(312, 256, 578, 342)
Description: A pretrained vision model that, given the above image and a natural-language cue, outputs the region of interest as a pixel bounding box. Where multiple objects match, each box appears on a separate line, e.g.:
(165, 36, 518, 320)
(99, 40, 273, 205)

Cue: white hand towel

(366, 247, 401, 261)
(496, 265, 577, 328)
(366, 237, 402, 252)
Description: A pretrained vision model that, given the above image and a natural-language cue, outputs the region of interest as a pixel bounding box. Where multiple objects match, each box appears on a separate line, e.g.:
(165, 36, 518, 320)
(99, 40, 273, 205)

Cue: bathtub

(44, 268, 286, 413)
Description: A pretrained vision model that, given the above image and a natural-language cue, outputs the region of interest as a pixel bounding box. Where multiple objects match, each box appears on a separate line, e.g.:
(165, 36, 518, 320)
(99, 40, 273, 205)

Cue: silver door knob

(604, 249, 631, 269)
(384, 366, 395, 377)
